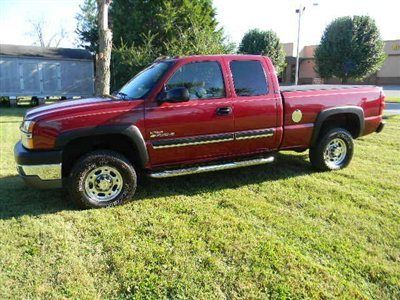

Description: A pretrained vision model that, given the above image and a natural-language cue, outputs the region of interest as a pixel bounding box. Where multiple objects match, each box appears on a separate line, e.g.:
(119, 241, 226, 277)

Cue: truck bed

(278, 84, 383, 150)
(280, 84, 375, 92)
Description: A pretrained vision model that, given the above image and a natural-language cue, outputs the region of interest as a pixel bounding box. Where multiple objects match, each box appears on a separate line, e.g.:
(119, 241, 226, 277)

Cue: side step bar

(149, 156, 275, 178)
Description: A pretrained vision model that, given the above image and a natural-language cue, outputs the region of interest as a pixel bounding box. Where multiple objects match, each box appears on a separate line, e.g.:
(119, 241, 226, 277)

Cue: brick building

(281, 39, 400, 85)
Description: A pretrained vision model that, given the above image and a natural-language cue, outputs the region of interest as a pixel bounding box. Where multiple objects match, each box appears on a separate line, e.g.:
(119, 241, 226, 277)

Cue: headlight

(20, 120, 36, 149)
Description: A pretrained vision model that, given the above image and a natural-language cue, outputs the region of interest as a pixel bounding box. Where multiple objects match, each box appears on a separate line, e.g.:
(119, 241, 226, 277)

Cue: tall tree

(95, 0, 112, 96)
(75, 0, 98, 53)
(76, 0, 232, 90)
(110, 0, 232, 89)
(314, 16, 386, 83)
(238, 29, 286, 73)
(111, 0, 225, 51)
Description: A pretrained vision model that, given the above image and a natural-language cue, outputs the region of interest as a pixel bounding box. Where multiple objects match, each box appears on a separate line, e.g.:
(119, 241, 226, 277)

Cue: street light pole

(294, 6, 305, 86)
(294, 2, 318, 85)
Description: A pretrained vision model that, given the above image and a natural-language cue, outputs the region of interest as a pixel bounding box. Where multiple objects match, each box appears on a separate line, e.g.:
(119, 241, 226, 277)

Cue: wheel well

(62, 134, 141, 177)
(318, 113, 361, 139)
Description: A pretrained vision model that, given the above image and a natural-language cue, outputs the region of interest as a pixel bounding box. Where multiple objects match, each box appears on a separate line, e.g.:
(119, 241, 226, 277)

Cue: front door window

(166, 61, 225, 100)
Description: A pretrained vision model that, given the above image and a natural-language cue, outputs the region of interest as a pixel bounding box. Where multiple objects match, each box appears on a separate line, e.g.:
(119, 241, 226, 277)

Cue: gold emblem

(292, 109, 302, 123)
(150, 130, 175, 138)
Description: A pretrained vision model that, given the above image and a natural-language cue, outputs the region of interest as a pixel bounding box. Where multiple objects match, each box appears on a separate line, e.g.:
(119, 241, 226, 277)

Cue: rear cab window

(230, 60, 268, 97)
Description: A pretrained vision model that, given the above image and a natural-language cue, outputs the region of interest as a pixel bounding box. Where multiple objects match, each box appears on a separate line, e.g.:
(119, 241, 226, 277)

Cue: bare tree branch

(27, 18, 68, 48)
(28, 19, 46, 47)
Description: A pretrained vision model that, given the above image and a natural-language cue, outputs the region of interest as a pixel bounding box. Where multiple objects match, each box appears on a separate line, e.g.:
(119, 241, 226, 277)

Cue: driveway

(383, 86, 400, 98)
(385, 102, 400, 115)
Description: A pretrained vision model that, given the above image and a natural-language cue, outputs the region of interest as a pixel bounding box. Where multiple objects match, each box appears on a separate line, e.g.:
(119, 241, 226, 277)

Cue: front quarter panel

(31, 100, 145, 149)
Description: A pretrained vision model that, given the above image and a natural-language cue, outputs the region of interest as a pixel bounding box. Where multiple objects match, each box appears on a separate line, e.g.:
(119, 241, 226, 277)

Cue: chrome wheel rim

(84, 166, 123, 202)
(323, 138, 347, 168)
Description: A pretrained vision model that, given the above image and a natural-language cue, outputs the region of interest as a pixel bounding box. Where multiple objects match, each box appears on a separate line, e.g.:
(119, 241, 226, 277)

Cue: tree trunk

(95, 0, 112, 96)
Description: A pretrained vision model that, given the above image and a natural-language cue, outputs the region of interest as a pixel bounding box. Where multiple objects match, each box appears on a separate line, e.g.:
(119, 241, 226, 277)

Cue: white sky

(0, 0, 398, 49)
(0, 0, 82, 47)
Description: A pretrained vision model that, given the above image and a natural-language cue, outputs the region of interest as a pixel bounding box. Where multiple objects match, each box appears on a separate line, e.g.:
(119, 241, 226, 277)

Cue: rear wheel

(309, 128, 354, 171)
(68, 150, 137, 208)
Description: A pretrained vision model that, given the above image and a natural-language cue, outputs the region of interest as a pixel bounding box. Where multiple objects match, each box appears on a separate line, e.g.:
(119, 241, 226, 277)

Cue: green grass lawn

(386, 97, 400, 103)
(0, 107, 399, 299)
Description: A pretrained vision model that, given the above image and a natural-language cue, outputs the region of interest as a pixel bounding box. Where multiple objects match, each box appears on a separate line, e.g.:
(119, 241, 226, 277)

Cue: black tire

(68, 150, 137, 209)
(309, 128, 354, 171)
(31, 96, 39, 106)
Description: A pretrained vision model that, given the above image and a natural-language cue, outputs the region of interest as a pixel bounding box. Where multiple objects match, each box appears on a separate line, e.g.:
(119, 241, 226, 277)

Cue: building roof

(0, 44, 93, 60)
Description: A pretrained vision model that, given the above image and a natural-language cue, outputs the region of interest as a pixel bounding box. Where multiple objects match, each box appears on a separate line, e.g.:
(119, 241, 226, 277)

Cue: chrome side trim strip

(149, 156, 274, 178)
(17, 164, 62, 180)
(236, 133, 274, 140)
(152, 137, 233, 149)
(151, 129, 275, 150)
(235, 128, 275, 140)
(151, 133, 234, 149)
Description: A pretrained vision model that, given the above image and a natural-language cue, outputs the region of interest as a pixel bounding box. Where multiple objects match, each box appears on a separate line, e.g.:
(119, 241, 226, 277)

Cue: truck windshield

(117, 61, 173, 99)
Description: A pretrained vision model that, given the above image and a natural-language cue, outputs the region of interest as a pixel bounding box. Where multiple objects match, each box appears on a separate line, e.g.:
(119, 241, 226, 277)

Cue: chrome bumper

(14, 141, 63, 189)
(16, 163, 62, 189)
(17, 163, 62, 180)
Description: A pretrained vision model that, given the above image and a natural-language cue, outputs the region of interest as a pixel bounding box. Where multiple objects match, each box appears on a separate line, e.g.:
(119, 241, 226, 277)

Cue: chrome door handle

(216, 107, 232, 116)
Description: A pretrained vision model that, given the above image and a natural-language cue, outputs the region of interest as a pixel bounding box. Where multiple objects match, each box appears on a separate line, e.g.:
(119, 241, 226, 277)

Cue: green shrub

(0, 97, 10, 107)
(238, 29, 286, 73)
(111, 27, 234, 91)
(111, 34, 158, 91)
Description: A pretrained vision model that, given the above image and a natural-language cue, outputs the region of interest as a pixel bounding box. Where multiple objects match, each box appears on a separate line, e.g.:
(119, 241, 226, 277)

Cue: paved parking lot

(385, 102, 400, 114)
(383, 86, 400, 98)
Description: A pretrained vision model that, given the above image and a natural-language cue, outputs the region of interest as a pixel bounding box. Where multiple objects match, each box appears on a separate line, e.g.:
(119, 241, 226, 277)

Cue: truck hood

(25, 97, 126, 120)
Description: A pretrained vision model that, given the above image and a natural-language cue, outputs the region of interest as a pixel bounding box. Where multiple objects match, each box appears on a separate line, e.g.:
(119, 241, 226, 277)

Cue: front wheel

(68, 150, 137, 208)
(309, 128, 354, 171)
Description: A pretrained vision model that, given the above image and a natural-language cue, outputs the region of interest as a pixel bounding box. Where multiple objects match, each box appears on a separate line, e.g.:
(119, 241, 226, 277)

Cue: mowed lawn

(0, 107, 399, 299)
(386, 97, 400, 103)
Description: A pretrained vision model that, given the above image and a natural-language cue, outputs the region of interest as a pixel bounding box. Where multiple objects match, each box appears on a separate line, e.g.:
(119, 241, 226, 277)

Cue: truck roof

(156, 54, 268, 62)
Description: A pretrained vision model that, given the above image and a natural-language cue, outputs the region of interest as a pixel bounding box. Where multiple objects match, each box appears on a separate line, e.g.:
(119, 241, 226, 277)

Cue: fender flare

(310, 106, 365, 147)
(55, 125, 149, 168)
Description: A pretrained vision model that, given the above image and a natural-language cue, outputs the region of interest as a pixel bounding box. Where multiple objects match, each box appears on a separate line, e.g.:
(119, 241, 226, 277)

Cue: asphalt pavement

(383, 86, 400, 98)
(385, 102, 400, 115)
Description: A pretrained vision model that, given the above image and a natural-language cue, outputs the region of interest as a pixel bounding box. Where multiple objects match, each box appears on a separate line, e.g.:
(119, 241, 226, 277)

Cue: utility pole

(95, 0, 112, 96)
(294, 6, 305, 85)
(294, 2, 318, 85)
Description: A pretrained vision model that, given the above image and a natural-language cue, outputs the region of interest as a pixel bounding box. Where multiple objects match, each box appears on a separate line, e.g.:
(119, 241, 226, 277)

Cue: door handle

(216, 107, 232, 116)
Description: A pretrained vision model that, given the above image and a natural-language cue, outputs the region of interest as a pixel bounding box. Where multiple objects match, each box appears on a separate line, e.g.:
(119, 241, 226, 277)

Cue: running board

(149, 156, 275, 178)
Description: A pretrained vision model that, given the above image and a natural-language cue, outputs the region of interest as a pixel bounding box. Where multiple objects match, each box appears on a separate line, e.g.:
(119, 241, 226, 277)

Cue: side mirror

(159, 87, 190, 103)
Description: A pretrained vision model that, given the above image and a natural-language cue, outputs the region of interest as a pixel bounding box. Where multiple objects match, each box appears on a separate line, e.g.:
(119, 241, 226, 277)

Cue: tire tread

(68, 150, 137, 209)
(309, 128, 354, 171)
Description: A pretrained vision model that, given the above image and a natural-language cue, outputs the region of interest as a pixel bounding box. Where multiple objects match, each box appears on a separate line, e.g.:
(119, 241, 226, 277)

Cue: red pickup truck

(15, 55, 385, 208)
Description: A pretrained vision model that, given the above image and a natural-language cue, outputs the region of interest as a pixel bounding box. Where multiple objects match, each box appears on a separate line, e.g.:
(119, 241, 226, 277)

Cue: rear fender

(311, 106, 364, 147)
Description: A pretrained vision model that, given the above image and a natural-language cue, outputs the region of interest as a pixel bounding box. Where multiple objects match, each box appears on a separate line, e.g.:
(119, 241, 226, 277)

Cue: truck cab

(144, 55, 282, 167)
